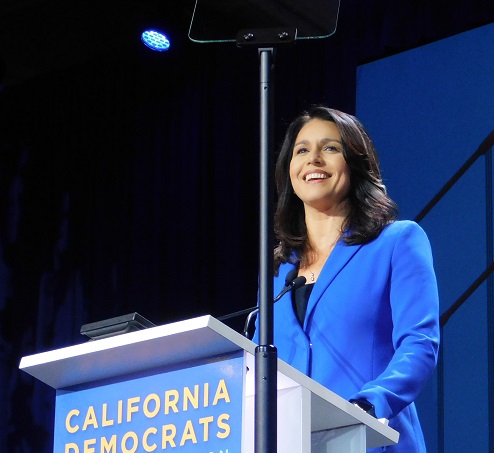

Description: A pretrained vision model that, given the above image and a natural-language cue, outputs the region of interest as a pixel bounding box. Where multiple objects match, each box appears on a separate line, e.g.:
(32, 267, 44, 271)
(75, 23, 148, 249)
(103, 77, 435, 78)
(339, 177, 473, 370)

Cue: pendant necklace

(305, 232, 341, 283)
(306, 245, 336, 282)
(306, 261, 322, 282)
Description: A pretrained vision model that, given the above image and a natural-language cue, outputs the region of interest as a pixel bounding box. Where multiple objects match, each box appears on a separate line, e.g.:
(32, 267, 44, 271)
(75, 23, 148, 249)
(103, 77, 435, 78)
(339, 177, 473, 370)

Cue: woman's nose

(307, 149, 323, 164)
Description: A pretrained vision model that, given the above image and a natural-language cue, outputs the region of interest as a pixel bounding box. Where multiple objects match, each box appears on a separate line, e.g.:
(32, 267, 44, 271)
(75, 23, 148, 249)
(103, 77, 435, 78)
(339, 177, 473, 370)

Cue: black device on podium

(189, 2, 341, 452)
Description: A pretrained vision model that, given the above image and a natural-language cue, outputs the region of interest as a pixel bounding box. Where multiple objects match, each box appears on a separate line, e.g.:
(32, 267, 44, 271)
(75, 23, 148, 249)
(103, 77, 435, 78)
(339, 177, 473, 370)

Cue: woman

(267, 106, 440, 452)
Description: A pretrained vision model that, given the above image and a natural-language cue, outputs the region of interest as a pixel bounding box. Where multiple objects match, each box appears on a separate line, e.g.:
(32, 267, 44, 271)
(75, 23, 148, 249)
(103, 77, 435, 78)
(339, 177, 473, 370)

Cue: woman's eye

(295, 147, 308, 154)
(323, 145, 340, 152)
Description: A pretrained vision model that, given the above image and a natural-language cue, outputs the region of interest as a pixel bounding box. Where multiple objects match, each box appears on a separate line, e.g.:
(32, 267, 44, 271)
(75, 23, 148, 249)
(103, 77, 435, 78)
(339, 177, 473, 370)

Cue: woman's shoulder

(382, 219, 426, 236)
(374, 220, 431, 248)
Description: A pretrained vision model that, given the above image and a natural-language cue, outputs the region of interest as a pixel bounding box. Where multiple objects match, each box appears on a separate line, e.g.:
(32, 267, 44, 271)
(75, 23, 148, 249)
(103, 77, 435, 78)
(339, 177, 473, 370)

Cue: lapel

(304, 240, 363, 329)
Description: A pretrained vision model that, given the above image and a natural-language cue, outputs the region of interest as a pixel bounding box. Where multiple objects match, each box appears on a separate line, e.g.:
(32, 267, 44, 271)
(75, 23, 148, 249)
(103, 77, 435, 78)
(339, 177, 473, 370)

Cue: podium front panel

(54, 352, 245, 453)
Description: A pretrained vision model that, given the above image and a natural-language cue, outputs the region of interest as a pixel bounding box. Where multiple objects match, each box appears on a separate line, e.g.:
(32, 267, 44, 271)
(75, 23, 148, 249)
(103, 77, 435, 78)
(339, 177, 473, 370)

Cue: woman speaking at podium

(258, 106, 440, 452)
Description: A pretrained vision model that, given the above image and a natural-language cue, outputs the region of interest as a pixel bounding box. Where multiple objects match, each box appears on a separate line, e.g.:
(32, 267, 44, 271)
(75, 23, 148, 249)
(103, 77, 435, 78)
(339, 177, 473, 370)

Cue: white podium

(19, 315, 399, 452)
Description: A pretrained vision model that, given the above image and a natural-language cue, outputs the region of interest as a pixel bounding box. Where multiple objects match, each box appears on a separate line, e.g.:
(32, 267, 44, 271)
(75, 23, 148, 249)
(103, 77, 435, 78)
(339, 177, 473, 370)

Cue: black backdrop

(1, 1, 493, 451)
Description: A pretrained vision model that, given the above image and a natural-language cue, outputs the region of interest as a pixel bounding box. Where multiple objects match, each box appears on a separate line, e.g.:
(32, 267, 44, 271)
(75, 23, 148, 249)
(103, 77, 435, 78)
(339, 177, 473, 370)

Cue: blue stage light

(141, 30, 171, 52)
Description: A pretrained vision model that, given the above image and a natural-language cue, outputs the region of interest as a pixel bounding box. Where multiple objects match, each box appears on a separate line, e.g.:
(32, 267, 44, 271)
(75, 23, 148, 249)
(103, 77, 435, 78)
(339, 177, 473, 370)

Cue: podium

(19, 315, 399, 452)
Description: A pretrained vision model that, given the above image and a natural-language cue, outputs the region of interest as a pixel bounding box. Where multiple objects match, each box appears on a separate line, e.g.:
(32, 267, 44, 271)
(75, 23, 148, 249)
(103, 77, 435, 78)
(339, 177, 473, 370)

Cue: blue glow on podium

(141, 30, 171, 52)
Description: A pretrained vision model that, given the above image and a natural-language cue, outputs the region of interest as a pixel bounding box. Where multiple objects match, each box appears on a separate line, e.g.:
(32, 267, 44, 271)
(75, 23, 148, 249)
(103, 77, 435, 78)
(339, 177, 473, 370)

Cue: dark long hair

(274, 106, 398, 271)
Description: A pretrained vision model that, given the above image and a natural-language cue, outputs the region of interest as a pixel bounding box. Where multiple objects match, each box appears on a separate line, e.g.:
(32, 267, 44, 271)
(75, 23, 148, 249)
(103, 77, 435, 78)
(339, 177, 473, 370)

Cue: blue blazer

(261, 221, 440, 452)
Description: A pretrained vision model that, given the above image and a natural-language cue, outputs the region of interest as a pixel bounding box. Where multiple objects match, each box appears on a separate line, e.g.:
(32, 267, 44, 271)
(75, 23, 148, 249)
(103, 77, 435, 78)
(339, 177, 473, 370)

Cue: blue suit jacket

(260, 221, 440, 452)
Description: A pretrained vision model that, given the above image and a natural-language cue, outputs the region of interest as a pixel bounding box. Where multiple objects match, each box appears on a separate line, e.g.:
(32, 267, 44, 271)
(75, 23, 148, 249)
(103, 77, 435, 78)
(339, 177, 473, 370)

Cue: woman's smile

(303, 170, 331, 182)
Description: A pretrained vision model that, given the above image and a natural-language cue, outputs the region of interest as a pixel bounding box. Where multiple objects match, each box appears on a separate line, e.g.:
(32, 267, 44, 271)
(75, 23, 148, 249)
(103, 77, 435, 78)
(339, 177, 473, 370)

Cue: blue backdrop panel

(356, 22, 494, 453)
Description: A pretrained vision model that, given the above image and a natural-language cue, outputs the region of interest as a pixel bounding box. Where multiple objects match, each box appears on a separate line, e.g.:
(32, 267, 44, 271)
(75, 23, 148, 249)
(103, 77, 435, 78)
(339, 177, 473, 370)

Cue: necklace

(304, 242, 338, 282)
(306, 257, 327, 282)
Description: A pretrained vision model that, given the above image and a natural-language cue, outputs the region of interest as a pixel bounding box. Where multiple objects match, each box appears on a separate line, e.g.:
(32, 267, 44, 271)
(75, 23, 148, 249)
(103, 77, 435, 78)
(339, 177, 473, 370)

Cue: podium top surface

(19, 315, 255, 389)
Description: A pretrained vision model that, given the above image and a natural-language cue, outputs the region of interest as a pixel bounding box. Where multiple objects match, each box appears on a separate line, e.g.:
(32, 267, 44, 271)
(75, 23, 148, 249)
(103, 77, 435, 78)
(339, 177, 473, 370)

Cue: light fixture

(141, 30, 171, 52)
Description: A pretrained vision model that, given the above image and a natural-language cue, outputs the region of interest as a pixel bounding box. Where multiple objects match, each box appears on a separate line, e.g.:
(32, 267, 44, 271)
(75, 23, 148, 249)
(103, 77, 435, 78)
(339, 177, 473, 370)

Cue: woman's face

(289, 119, 351, 212)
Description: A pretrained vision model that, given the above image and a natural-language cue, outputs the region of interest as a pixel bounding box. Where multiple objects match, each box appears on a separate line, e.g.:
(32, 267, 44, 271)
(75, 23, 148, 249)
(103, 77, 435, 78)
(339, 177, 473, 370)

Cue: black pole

(255, 47, 277, 453)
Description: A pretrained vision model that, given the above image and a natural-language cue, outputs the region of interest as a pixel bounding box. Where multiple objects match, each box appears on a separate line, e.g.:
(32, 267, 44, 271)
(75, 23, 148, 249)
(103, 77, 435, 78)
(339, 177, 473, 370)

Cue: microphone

(242, 270, 306, 338)
(273, 269, 305, 302)
(218, 269, 306, 322)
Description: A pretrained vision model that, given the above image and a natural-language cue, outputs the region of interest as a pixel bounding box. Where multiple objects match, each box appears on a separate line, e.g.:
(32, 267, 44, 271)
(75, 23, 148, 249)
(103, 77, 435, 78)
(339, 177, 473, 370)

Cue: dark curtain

(1, 1, 493, 451)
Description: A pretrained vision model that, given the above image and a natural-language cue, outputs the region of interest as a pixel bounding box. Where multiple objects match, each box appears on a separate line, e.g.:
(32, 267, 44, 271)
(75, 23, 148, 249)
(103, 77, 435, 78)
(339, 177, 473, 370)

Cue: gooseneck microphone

(242, 270, 306, 338)
(273, 269, 306, 302)
(217, 269, 307, 336)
